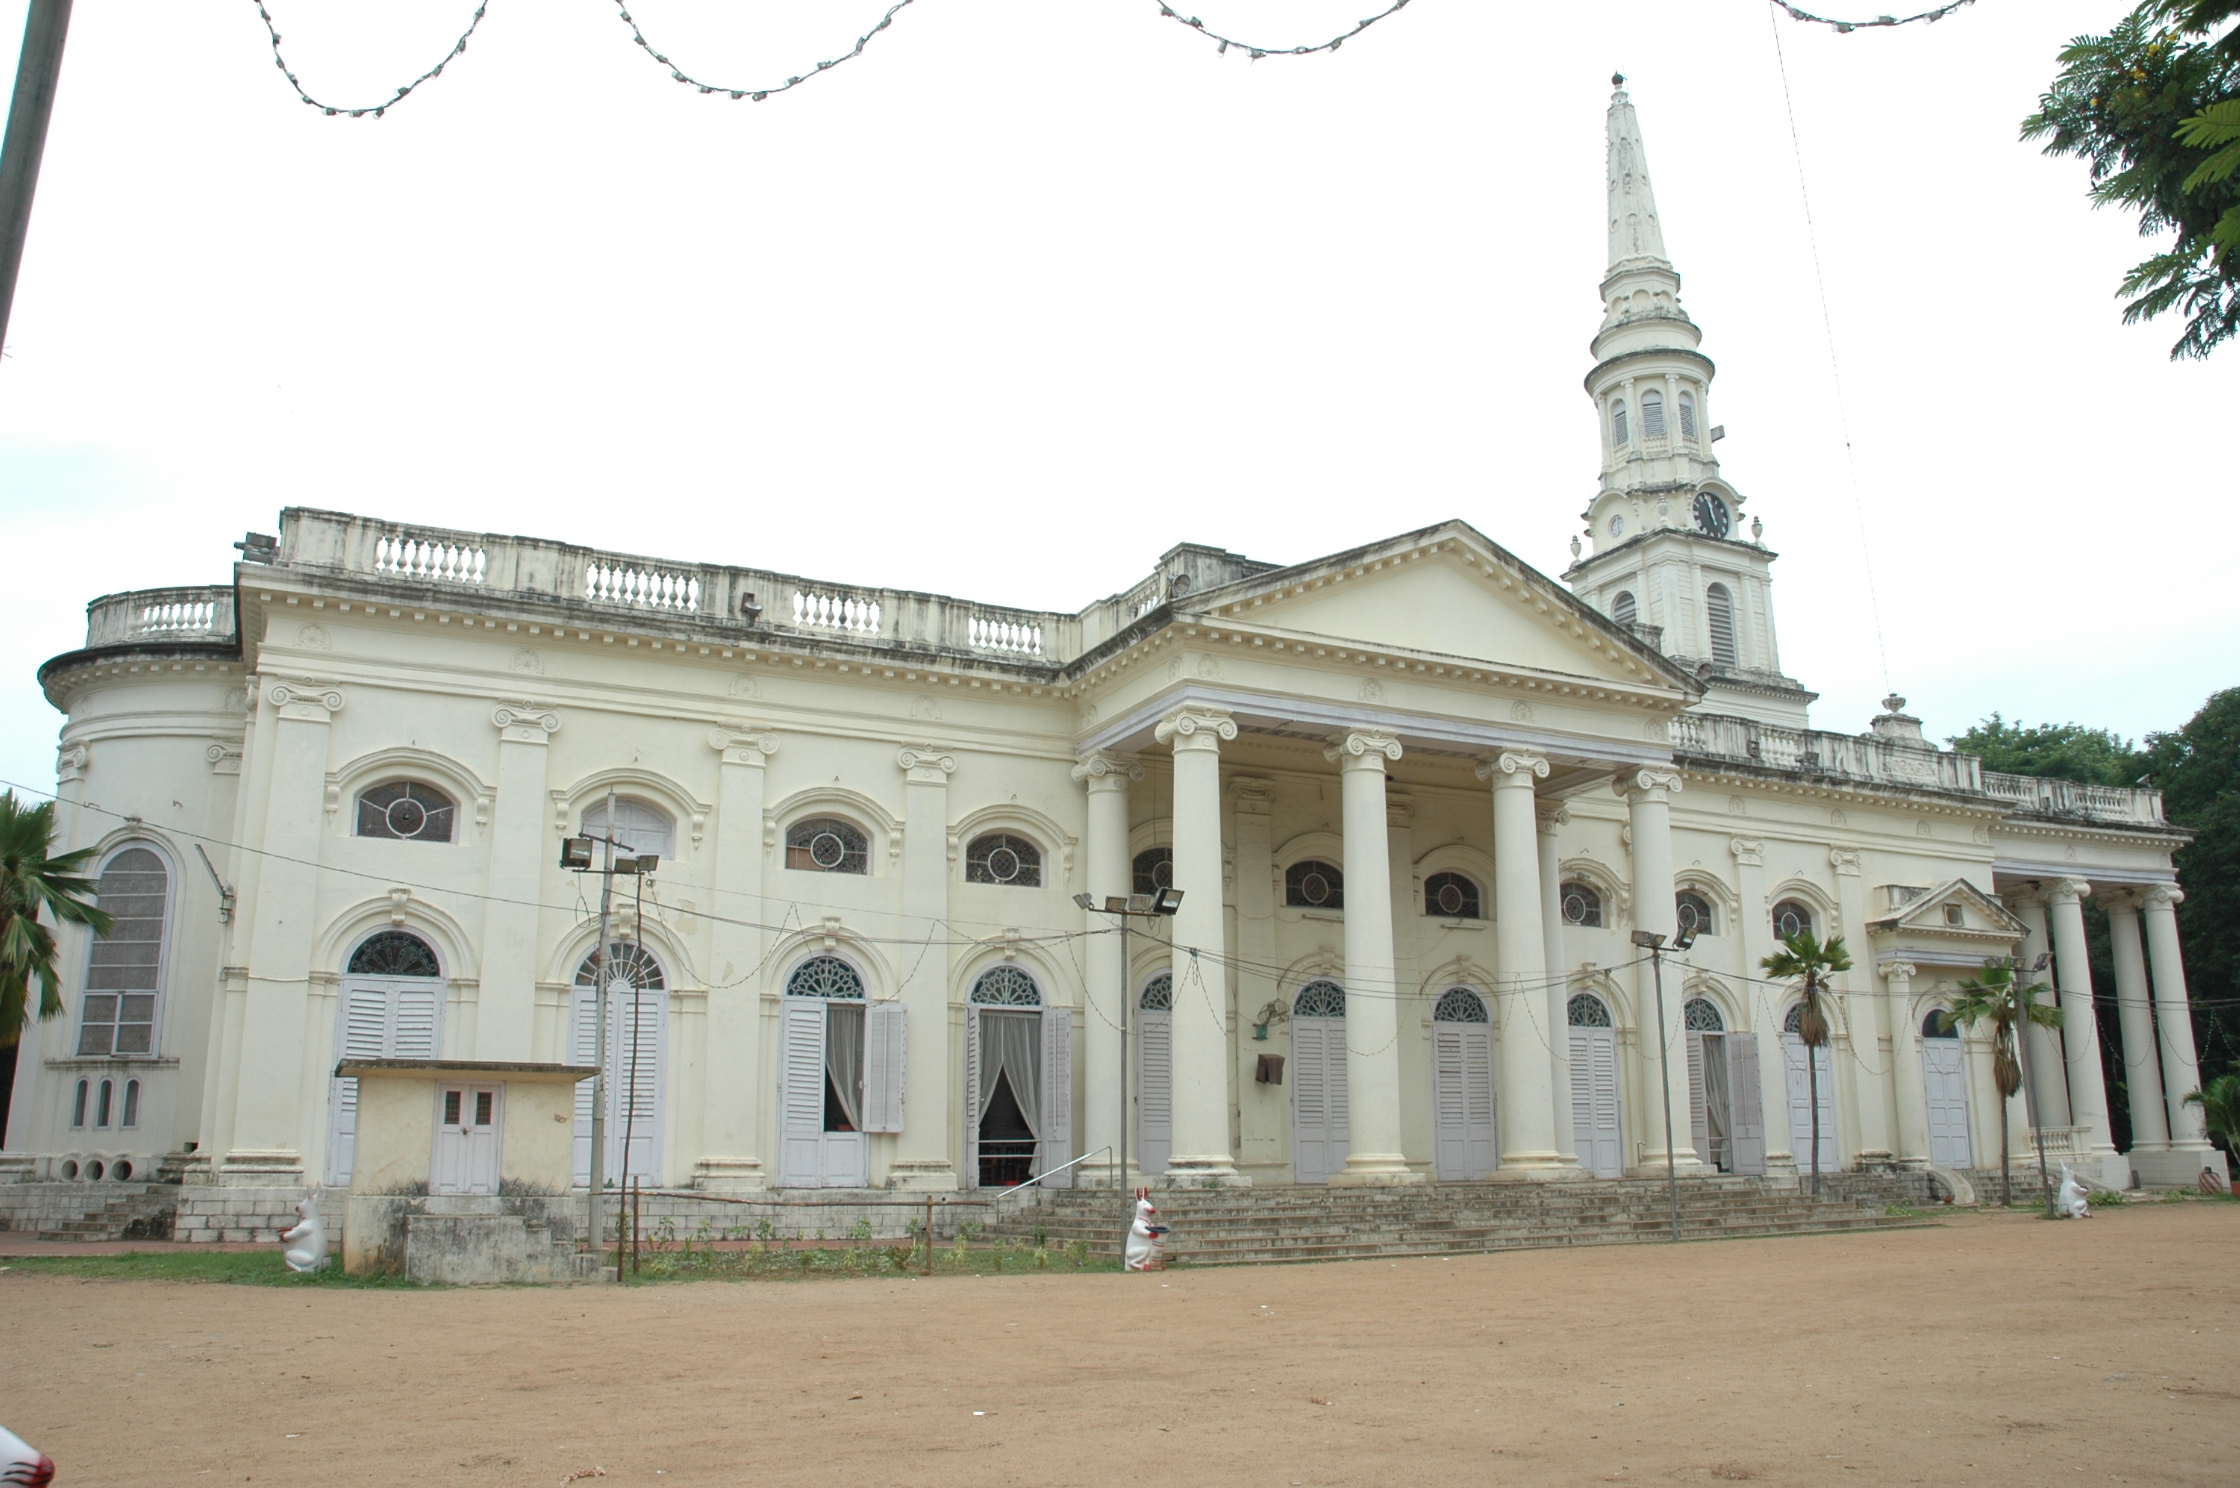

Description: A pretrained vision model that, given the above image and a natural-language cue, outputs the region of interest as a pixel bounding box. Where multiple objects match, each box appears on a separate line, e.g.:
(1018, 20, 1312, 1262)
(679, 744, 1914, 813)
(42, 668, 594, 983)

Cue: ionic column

(478, 705, 561, 1062)
(1154, 707, 1244, 1186)
(2045, 880, 2119, 1175)
(2140, 886, 2214, 1156)
(1325, 730, 1420, 1186)
(893, 745, 959, 1190)
(1479, 751, 1558, 1174)
(2005, 892, 2073, 1128)
(1884, 962, 1927, 1165)
(1537, 801, 1575, 1167)
(698, 728, 777, 1189)
(2105, 893, 2170, 1154)
(1615, 767, 1698, 1171)
(1230, 778, 1280, 1173)
(1072, 751, 1140, 1183)
(1828, 848, 1884, 1162)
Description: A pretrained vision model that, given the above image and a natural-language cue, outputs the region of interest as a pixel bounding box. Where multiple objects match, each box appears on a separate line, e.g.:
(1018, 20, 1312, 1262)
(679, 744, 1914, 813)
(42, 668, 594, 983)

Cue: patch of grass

(614, 1238, 1122, 1283)
(0, 1250, 419, 1287)
(1884, 1204, 1921, 1218)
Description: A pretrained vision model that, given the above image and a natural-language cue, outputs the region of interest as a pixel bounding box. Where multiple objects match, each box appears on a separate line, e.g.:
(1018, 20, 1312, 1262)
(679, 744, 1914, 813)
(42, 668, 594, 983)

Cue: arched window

(1678, 390, 1698, 439)
(1425, 871, 1482, 920)
(1641, 388, 1666, 437)
(1611, 590, 1637, 628)
(71, 1079, 89, 1128)
(786, 816, 869, 874)
(1434, 987, 1489, 1023)
(1923, 1008, 1960, 1039)
(575, 942, 665, 993)
(1676, 890, 1716, 938)
(1567, 993, 1613, 1028)
(1139, 974, 1172, 1012)
(969, 966, 1042, 1006)
(1611, 399, 1629, 446)
(785, 956, 865, 1000)
(122, 1079, 141, 1128)
(582, 796, 676, 861)
(965, 833, 1042, 887)
(1683, 997, 1725, 1032)
(1294, 980, 1346, 1018)
(348, 930, 442, 978)
(356, 781, 456, 842)
(1705, 582, 1738, 667)
(1772, 899, 1815, 941)
(1133, 847, 1173, 895)
(77, 846, 170, 1057)
(1560, 880, 1604, 928)
(1286, 859, 1344, 910)
(96, 1078, 115, 1127)
(1783, 1003, 1805, 1034)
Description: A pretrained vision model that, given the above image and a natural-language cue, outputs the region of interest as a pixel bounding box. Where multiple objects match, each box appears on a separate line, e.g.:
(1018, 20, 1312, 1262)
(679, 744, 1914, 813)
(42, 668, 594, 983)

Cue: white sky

(2, 0, 2231, 799)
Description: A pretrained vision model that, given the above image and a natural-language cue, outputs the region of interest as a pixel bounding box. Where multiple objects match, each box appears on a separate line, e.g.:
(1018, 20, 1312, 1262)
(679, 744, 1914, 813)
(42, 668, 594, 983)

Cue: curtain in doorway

(825, 1001, 865, 1130)
(978, 1010, 1042, 1140)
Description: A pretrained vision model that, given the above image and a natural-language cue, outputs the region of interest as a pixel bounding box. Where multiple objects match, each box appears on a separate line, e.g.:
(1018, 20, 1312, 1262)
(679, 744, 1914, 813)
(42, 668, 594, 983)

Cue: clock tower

(1563, 77, 1814, 727)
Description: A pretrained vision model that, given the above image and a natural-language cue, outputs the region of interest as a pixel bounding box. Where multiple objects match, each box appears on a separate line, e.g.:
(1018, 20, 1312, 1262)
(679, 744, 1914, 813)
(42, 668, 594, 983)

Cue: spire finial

(1612, 71, 1625, 89)
(1605, 77, 1669, 270)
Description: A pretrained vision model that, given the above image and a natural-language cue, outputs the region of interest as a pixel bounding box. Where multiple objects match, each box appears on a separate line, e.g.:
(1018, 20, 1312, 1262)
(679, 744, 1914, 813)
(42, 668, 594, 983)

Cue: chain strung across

(1772, 0, 1977, 32)
(252, 1, 492, 118)
(1153, 0, 1413, 61)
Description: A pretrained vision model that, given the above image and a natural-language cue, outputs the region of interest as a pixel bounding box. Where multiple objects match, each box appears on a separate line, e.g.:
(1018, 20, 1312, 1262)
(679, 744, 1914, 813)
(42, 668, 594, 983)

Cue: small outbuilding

(337, 1058, 598, 1284)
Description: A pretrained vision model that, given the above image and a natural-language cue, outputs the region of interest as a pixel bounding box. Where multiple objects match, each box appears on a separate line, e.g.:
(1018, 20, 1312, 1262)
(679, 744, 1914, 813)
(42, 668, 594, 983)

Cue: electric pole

(0, 0, 73, 359)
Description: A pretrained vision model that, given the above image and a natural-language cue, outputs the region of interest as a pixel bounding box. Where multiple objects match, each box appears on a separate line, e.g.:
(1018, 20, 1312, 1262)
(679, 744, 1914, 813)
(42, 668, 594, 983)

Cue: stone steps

(18, 1182, 179, 1243)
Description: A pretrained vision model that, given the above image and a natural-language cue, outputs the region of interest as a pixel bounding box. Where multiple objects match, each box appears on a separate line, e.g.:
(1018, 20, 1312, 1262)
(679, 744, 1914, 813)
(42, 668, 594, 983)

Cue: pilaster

(892, 744, 958, 1190)
(1884, 961, 1926, 1165)
(1614, 767, 1699, 1173)
(478, 704, 561, 1063)
(696, 727, 778, 1190)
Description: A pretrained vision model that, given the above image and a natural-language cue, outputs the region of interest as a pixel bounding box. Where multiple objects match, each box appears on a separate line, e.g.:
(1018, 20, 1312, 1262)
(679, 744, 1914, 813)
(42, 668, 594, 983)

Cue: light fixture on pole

(1075, 886, 1184, 1194)
(560, 795, 652, 1269)
(1632, 918, 1697, 1243)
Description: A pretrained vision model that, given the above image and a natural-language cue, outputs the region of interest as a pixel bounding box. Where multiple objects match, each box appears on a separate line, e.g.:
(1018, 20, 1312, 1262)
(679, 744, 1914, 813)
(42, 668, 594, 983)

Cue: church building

(3, 83, 2220, 1240)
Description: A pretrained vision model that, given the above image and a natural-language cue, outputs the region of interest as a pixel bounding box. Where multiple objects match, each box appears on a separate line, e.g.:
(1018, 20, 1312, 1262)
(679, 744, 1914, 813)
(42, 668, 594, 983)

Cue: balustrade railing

(967, 613, 1044, 657)
(374, 532, 485, 585)
(1981, 771, 2165, 826)
(84, 586, 237, 648)
(793, 588, 882, 636)
(588, 561, 701, 613)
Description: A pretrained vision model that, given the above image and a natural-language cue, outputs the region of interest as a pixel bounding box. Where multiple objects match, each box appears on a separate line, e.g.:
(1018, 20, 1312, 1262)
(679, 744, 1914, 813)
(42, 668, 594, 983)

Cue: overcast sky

(2, 0, 2231, 799)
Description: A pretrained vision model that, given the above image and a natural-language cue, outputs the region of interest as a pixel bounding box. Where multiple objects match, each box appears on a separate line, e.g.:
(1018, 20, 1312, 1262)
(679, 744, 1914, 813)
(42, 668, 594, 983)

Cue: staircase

(980, 1177, 1923, 1267)
(12, 1182, 179, 1242)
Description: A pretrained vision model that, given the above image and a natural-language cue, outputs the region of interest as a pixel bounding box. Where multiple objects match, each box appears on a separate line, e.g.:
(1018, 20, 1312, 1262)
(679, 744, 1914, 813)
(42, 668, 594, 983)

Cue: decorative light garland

(1773, 0, 1977, 32)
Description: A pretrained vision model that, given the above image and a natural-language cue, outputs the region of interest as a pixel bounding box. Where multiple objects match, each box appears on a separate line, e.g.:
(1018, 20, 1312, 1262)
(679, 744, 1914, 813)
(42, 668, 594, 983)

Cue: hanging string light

(610, 0, 918, 103)
(251, 1, 492, 118)
(1773, 0, 1977, 31)
(1151, 0, 1414, 61)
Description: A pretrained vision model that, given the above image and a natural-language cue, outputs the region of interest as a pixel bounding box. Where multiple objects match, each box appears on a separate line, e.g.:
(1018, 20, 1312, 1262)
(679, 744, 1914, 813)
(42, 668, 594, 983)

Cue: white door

(432, 1083, 502, 1196)
(1136, 1010, 1172, 1177)
(1922, 1039, 1974, 1168)
(326, 975, 444, 1187)
(1726, 1033, 1767, 1176)
(1039, 1008, 1073, 1188)
(1432, 1021, 1497, 1181)
(1782, 1033, 1840, 1174)
(571, 978, 667, 1187)
(1569, 1027, 1623, 1178)
(776, 998, 869, 1188)
(1291, 1016, 1349, 1184)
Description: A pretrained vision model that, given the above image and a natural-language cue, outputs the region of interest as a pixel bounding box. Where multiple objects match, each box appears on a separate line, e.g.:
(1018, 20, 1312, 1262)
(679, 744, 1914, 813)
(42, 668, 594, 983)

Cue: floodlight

(1126, 894, 1155, 915)
(635, 854, 660, 874)
(559, 837, 594, 871)
(1672, 922, 1699, 952)
(1152, 887, 1185, 915)
(1630, 929, 1665, 950)
(1104, 895, 1131, 915)
(1073, 892, 1097, 911)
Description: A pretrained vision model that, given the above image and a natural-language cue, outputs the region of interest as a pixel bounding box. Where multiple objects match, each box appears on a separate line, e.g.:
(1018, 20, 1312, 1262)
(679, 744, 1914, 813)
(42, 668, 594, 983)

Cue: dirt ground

(2, 1205, 2234, 1487)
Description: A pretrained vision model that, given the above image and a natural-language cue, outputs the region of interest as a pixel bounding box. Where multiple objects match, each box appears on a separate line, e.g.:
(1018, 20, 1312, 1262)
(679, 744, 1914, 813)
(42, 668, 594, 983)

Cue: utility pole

(0, 0, 73, 360)
(1632, 921, 1699, 1243)
(1074, 887, 1183, 1193)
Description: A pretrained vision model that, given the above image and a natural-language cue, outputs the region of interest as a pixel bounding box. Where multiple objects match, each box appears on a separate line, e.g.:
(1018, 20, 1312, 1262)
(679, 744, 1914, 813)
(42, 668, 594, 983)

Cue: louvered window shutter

(1464, 1024, 1497, 1179)
(1568, 1028, 1597, 1171)
(1642, 390, 1666, 437)
(392, 985, 442, 1059)
(1040, 1010, 1073, 1187)
(1705, 584, 1737, 667)
(326, 983, 393, 1185)
(779, 1000, 827, 1187)
(1433, 1025, 1466, 1179)
(963, 1006, 981, 1188)
(1686, 1031, 1710, 1164)
(1678, 392, 1697, 438)
(1612, 591, 1637, 629)
(860, 1002, 907, 1134)
(619, 989, 662, 1181)
(1728, 1032, 1766, 1174)
(1137, 1011, 1172, 1176)
(570, 984, 599, 1186)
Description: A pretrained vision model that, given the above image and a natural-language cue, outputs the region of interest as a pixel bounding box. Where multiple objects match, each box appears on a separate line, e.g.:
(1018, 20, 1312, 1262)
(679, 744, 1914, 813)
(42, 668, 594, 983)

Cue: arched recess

(959, 956, 1074, 1189)
(948, 802, 1076, 889)
(1764, 877, 1838, 933)
(72, 838, 179, 1061)
(329, 747, 492, 843)
(1673, 868, 1739, 931)
(1417, 956, 1494, 1011)
(555, 768, 712, 859)
(324, 923, 451, 1188)
(1431, 982, 1498, 1182)
(1915, 995, 1974, 1168)
(1126, 816, 1173, 859)
(767, 785, 902, 876)
(1565, 974, 1625, 1178)
(1414, 843, 1498, 917)
(1679, 974, 1762, 1175)
(1679, 973, 1738, 1028)
(773, 947, 880, 1189)
(1273, 830, 1346, 874)
(319, 896, 479, 982)
(1557, 858, 1630, 921)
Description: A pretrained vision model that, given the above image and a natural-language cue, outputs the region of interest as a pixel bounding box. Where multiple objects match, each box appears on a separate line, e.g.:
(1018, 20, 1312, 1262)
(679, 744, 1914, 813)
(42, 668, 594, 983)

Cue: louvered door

(572, 979, 668, 1187)
(1136, 1010, 1172, 1177)
(1922, 1040, 1974, 1168)
(860, 1002, 907, 1134)
(326, 976, 447, 1186)
(1291, 1016, 1349, 1184)
(1782, 1033, 1839, 1173)
(1432, 1023, 1496, 1181)
(1727, 1033, 1767, 1175)
(1568, 1026, 1622, 1178)
(777, 999, 828, 1187)
(1039, 1009, 1073, 1188)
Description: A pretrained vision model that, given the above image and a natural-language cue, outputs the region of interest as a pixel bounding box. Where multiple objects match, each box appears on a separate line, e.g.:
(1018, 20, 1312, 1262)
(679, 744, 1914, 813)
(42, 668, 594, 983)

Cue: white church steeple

(1565, 76, 1815, 728)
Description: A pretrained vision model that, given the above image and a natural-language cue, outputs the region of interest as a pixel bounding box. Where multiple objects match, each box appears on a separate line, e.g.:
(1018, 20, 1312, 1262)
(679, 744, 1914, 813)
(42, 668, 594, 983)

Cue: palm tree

(2184, 1073, 2240, 1179)
(1761, 929, 1853, 1197)
(1940, 957, 2063, 1207)
(0, 792, 112, 1049)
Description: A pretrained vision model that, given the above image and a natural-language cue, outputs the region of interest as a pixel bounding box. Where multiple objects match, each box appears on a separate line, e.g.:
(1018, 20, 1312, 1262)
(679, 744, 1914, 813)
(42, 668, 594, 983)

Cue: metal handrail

(990, 1145, 1116, 1205)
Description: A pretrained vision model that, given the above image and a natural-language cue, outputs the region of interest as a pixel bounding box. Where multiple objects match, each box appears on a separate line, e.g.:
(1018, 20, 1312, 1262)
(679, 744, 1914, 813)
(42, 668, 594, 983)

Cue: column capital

(1229, 775, 1275, 813)
(1830, 847, 1862, 878)
(1071, 750, 1144, 788)
(2139, 882, 2184, 911)
(269, 681, 345, 720)
(57, 743, 87, 782)
(897, 744, 957, 783)
(1729, 836, 1765, 866)
(1612, 765, 1683, 802)
(1882, 961, 1917, 984)
(1324, 729, 1402, 770)
(1536, 799, 1570, 834)
(2098, 887, 2141, 913)
(2044, 877, 2092, 907)
(709, 726, 779, 765)
(1155, 705, 1236, 752)
(2001, 888, 2044, 911)
(492, 703, 561, 742)
(1475, 750, 1550, 786)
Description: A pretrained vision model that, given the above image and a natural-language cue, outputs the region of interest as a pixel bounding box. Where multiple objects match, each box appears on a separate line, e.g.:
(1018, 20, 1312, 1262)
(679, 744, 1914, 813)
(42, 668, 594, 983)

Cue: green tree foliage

(2024, 2, 2240, 359)
(0, 791, 111, 1049)
(1942, 959, 2064, 1207)
(1948, 714, 2143, 786)
(2184, 1071, 2240, 1157)
(1760, 931, 1852, 1196)
(2137, 688, 2240, 1091)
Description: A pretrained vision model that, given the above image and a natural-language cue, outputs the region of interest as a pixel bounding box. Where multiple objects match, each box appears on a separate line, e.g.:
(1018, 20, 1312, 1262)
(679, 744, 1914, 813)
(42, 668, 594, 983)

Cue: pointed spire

(1606, 75, 1669, 271)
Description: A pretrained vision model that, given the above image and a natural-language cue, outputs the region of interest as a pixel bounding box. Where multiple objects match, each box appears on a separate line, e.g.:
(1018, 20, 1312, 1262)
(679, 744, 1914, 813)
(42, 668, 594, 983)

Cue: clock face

(1692, 491, 1731, 538)
(1609, 515, 1625, 537)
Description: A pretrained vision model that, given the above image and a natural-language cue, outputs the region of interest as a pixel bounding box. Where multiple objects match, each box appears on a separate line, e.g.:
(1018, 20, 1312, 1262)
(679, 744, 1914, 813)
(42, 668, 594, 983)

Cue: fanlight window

(785, 955, 865, 1000)
(1434, 987, 1490, 1023)
(357, 781, 456, 843)
(348, 930, 441, 978)
(1783, 1003, 1805, 1034)
(1560, 880, 1604, 928)
(787, 816, 869, 874)
(1641, 388, 1666, 437)
(575, 942, 666, 992)
(1139, 974, 1172, 1012)
(1678, 390, 1698, 439)
(970, 966, 1042, 1006)
(965, 832, 1042, 887)
(1425, 871, 1482, 920)
(1611, 399, 1629, 446)
(1705, 582, 1738, 667)
(1294, 980, 1346, 1019)
(1772, 899, 1816, 941)
(581, 796, 676, 861)
(77, 846, 169, 1057)
(1676, 891, 1716, 938)
(1683, 996, 1725, 1032)
(1567, 993, 1613, 1028)
(1133, 847, 1174, 895)
(1611, 590, 1637, 629)
(1923, 1008, 1960, 1039)
(1286, 859, 1344, 910)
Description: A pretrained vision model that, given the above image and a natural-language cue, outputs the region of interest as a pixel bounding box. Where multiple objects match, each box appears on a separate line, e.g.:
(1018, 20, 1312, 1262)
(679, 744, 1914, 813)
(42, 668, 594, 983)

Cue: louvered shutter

(860, 1002, 907, 1134)
(1327, 1020, 1350, 1162)
(1570, 1026, 1622, 1178)
(963, 1005, 981, 1189)
(1292, 1019, 1330, 1183)
(1568, 1028, 1597, 1175)
(326, 982, 394, 1185)
(1462, 1023, 1496, 1179)
(1686, 1032, 1710, 1166)
(391, 984, 442, 1058)
(616, 986, 663, 1182)
(778, 1000, 826, 1187)
(1783, 1033, 1838, 1172)
(1705, 585, 1737, 668)
(570, 984, 600, 1185)
(1040, 1010, 1073, 1188)
(1433, 1025, 1467, 1180)
(1728, 1032, 1766, 1175)
(1137, 1011, 1172, 1176)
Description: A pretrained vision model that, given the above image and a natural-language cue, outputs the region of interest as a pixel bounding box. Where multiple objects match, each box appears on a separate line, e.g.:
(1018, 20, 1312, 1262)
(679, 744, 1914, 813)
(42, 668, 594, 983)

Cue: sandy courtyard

(1, 1204, 2233, 1486)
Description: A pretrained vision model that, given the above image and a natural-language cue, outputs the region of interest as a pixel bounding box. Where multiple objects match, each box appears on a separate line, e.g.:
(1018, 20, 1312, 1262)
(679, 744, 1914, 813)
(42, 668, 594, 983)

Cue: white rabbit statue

(1122, 1188, 1169, 1272)
(282, 1193, 329, 1272)
(2055, 1162, 2092, 1220)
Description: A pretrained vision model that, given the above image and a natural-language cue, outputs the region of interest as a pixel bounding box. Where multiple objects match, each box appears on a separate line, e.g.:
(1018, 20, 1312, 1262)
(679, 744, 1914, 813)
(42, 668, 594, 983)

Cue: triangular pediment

(1180, 521, 1696, 694)
(1873, 879, 2025, 937)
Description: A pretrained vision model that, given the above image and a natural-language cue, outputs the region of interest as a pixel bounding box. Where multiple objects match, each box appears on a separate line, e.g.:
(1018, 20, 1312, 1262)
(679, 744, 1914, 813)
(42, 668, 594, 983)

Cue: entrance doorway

(432, 1083, 502, 1196)
(1567, 992, 1622, 1178)
(1291, 979, 1349, 1185)
(965, 967, 1071, 1189)
(1431, 987, 1496, 1181)
(1684, 998, 1767, 1175)
(1921, 1008, 1974, 1168)
(1782, 1003, 1839, 1174)
(1135, 974, 1172, 1178)
(571, 942, 668, 1188)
